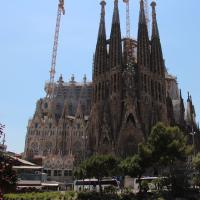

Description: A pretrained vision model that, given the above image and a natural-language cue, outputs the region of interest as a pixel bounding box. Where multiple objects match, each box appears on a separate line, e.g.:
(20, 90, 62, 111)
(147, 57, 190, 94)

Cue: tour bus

(74, 178, 120, 192)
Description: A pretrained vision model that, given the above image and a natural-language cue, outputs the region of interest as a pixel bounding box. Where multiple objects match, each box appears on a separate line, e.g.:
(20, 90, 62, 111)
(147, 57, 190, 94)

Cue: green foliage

(120, 155, 143, 178)
(77, 192, 120, 200)
(193, 174, 200, 187)
(0, 154, 17, 193)
(4, 191, 77, 200)
(140, 180, 149, 193)
(75, 154, 120, 192)
(148, 123, 189, 166)
(76, 154, 120, 180)
(193, 153, 200, 173)
(151, 177, 170, 192)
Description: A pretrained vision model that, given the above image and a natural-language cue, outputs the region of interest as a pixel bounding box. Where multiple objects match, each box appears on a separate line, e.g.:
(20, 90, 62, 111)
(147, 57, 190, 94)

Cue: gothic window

(68, 104, 73, 116)
(103, 137, 109, 145)
(151, 80, 154, 97)
(49, 123, 52, 129)
(111, 76, 113, 93)
(98, 83, 100, 100)
(148, 77, 150, 94)
(118, 73, 120, 90)
(162, 86, 165, 103)
(56, 104, 61, 110)
(144, 74, 147, 93)
(141, 74, 143, 90)
(46, 142, 52, 153)
(81, 104, 85, 114)
(155, 82, 158, 100)
(127, 114, 136, 127)
(158, 83, 161, 101)
(114, 74, 117, 92)
(35, 123, 38, 128)
(102, 83, 104, 99)
(44, 102, 48, 109)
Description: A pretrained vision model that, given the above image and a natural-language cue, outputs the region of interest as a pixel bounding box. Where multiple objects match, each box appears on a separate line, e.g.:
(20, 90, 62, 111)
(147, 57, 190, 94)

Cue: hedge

(4, 191, 77, 200)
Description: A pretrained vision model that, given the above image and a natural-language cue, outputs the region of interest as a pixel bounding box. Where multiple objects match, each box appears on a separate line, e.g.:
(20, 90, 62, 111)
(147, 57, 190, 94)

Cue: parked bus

(74, 178, 120, 192)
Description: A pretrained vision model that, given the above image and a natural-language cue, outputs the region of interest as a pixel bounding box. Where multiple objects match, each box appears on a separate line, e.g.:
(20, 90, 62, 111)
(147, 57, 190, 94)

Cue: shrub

(4, 191, 76, 200)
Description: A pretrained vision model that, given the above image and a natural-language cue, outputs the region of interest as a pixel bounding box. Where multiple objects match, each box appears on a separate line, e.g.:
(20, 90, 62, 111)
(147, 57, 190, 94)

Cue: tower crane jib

(47, 0, 65, 99)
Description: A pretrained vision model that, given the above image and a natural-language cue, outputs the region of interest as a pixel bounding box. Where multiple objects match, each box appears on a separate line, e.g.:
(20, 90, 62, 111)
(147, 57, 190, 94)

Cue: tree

(148, 123, 190, 170)
(192, 153, 200, 188)
(0, 124, 17, 194)
(120, 155, 143, 190)
(77, 154, 120, 192)
(192, 153, 200, 173)
(120, 145, 152, 192)
(147, 123, 192, 195)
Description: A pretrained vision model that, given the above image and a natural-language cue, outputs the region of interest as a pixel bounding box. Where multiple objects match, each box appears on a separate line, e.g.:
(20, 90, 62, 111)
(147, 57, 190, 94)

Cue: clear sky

(0, 0, 199, 153)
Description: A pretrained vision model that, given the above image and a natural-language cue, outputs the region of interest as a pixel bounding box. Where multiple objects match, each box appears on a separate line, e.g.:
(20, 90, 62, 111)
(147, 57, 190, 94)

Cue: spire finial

(71, 74, 75, 82)
(112, 0, 120, 24)
(97, 0, 106, 37)
(151, 0, 159, 38)
(139, 0, 146, 24)
(83, 74, 87, 84)
(58, 74, 63, 83)
(100, 0, 106, 16)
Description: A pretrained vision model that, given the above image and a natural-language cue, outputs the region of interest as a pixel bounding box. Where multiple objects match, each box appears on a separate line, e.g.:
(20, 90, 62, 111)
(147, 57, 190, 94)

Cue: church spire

(150, 1, 164, 75)
(109, 0, 122, 68)
(137, 0, 150, 68)
(93, 0, 107, 78)
(179, 89, 185, 127)
(139, 0, 146, 24)
(151, 1, 159, 39)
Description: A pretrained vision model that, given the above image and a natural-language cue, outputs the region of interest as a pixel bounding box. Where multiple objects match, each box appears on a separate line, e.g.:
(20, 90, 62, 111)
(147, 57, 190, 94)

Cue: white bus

(74, 178, 120, 192)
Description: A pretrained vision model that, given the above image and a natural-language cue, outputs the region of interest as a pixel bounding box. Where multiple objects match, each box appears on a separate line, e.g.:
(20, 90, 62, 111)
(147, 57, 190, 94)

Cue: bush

(4, 191, 77, 200)
(120, 192, 137, 200)
(77, 192, 120, 200)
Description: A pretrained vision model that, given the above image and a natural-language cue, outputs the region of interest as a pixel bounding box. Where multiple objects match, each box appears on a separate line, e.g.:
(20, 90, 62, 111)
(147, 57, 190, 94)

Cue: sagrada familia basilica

(24, 0, 198, 182)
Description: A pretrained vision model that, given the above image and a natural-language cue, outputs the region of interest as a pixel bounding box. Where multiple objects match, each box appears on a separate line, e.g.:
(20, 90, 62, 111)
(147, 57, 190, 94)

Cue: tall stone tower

(150, 1, 167, 125)
(88, 0, 144, 156)
(108, 0, 123, 150)
(136, 0, 167, 137)
(88, 0, 113, 155)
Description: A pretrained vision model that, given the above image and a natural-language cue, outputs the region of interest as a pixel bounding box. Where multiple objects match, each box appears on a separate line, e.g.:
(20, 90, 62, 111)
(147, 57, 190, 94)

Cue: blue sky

(0, 0, 199, 153)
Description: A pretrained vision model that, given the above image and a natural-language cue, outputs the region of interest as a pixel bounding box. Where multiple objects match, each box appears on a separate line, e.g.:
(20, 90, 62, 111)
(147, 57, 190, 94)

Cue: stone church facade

(87, 0, 198, 156)
(24, 0, 198, 182)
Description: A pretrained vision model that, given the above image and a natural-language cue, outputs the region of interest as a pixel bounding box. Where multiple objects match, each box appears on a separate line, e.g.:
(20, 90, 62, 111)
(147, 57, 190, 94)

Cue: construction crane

(123, 0, 131, 38)
(47, 0, 65, 98)
(144, 0, 150, 33)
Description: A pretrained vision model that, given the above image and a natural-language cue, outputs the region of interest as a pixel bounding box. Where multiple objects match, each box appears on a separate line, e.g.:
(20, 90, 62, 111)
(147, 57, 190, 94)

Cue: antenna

(123, 0, 131, 38)
(47, 0, 65, 99)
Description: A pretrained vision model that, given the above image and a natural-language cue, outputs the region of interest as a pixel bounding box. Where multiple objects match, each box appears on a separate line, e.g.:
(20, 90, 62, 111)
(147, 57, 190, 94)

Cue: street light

(189, 130, 196, 156)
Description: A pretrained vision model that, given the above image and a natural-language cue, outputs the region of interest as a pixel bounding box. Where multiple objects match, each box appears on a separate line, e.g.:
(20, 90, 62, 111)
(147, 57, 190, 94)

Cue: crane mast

(144, 0, 150, 33)
(123, 0, 131, 38)
(47, 0, 65, 98)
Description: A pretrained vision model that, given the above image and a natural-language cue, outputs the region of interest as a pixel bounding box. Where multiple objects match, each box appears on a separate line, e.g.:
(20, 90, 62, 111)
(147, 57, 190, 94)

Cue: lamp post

(189, 129, 196, 157)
